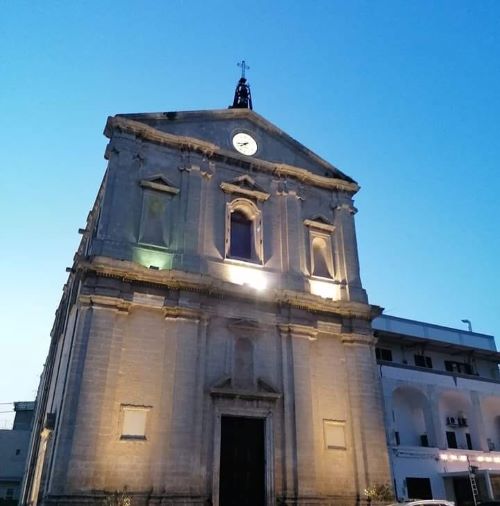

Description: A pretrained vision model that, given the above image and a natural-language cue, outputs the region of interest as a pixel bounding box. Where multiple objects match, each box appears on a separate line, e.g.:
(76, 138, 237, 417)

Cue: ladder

(469, 471, 479, 506)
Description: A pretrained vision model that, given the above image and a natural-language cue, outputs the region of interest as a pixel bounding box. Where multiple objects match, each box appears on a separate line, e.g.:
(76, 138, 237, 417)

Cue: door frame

(212, 405, 274, 506)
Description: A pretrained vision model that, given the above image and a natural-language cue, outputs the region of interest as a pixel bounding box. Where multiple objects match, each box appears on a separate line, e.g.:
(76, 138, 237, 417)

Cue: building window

(15, 449, 20, 455)
(420, 434, 429, 447)
(395, 431, 400, 445)
(230, 210, 252, 259)
(323, 420, 346, 449)
(414, 355, 433, 369)
(444, 361, 473, 375)
(225, 199, 263, 263)
(466, 433, 473, 450)
(375, 347, 393, 362)
(120, 405, 150, 440)
(138, 177, 179, 248)
(446, 431, 458, 449)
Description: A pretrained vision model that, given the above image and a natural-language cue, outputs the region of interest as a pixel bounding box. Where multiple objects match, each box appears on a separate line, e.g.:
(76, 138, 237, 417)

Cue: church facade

(21, 82, 390, 505)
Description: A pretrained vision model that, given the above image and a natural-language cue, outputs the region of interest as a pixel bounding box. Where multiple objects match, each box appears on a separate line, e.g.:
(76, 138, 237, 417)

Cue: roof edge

(104, 115, 360, 194)
(114, 108, 356, 184)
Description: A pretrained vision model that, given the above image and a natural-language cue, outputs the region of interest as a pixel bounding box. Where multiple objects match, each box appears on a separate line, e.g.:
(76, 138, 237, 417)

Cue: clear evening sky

(1, 1, 499, 426)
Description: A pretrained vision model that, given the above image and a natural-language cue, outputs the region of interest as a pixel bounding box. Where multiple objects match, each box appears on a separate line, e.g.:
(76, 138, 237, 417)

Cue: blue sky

(1, 1, 499, 426)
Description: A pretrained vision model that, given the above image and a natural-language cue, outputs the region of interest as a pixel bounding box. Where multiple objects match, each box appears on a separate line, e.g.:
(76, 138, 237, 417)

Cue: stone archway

(392, 386, 432, 446)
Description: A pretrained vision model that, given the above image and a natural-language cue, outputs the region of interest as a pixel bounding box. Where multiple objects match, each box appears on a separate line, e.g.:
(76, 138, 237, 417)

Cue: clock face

(232, 132, 258, 156)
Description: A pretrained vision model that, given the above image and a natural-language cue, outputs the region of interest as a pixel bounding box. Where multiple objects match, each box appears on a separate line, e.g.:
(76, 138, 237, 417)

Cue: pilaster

(341, 331, 391, 491)
(279, 324, 318, 498)
(179, 164, 207, 270)
(333, 199, 367, 303)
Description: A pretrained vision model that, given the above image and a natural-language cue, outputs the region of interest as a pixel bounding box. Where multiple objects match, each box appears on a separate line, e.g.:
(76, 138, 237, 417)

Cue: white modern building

(374, 314, 500, 505)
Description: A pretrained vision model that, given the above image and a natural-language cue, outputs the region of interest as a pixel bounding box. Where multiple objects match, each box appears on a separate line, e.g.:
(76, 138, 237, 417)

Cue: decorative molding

(139, 176, 179, 195)
(78, 294, 130, 313)
(78, 256, 378, 320)
(227, 318, 263, 335)
(340, 333, 376, 346)
(220, 175, 270, 202)
(317, 321, 343, 334)
(304, 218, 335, 233)
(105, 116, 359, 194)
(278, 323, 318, 341)
(334, 203, 358, 215)
(210, 375, 281, 401)
(162, 305, 202, 321)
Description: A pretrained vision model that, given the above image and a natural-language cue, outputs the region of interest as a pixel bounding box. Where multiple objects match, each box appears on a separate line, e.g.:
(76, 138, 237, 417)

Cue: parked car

(389, 501, 455, 506)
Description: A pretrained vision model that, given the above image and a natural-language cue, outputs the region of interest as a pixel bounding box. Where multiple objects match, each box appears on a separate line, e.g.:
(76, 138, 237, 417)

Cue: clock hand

(238, 142, 249, 146)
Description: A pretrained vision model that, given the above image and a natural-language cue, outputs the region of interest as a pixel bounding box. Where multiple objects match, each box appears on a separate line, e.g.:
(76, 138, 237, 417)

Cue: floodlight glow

(449, 455, 458, 461)
(133, 247, 173, 270)
(226, 264, 267, 291)
(493, 457, 500, 463)
(485, 457, 493, 462)
(309, 279, 339, 299)
(458, 455, 467, 462)
(477, 456, 485, 462)
(439, 454, 449, 461)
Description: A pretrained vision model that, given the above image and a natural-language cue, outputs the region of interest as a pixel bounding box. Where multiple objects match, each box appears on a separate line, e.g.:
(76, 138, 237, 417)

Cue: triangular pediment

(210, 375, 281, 401)
(231, 175, 265, 193)
(220, 175, 270, 202)
(139, 175, 179, 195)
(309, 214, 332, 226)
(112, 109, 355, 184)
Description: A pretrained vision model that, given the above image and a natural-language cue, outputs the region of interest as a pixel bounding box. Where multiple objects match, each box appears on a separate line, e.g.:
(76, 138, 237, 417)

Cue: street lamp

(461, 319, 472, 332)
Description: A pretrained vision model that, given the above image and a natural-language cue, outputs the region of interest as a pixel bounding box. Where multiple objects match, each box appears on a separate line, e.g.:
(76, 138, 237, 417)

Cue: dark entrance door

(406, 477, 433, 499)
(453, 477, 474, 506)
(219, 416, 265, 506)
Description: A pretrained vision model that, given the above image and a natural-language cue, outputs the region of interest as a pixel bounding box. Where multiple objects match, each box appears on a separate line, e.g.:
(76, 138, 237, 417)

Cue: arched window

(305, 218, 335, 279)
(312, 237, 331, 278)
(225, 199, 263, 263)
(230, 210, 252, 259)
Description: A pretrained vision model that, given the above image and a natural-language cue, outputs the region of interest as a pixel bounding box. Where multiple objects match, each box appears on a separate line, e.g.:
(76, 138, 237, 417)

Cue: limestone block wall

(90, 133, 366, 304)
(35, 290, 390, 505)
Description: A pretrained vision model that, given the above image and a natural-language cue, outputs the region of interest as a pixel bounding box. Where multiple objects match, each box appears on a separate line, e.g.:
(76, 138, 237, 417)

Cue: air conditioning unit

(446, 416, 457, 426)
(458, 417, 468, 427)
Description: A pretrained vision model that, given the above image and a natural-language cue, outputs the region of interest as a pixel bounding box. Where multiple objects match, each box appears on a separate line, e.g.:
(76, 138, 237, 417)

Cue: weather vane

(237, 60, 250, 79)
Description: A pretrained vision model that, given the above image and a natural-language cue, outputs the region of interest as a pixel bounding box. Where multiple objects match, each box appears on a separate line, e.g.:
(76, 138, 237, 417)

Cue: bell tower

(230, 60, 253, 110)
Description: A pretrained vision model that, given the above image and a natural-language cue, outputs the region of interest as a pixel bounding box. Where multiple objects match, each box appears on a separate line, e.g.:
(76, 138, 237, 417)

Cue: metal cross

(237, 60, 250, 79)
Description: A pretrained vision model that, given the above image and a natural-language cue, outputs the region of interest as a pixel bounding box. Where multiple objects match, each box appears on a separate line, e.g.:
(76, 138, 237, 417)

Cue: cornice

(76, 256, 377, 321)
(340, 333, 377, 346)
(79, 294, 131, 313)
(105, 116, 359, 194)
(163, 305, 203, 321)
(278, 323, 318, 341)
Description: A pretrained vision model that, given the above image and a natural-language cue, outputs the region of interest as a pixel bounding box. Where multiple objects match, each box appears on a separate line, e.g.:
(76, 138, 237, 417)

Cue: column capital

(162, 305, 204, 321)
(333, 203, 358, 215)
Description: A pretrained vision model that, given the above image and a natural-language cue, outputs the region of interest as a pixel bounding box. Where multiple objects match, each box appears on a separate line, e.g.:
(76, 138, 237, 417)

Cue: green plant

(364, 483, 394, 502)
